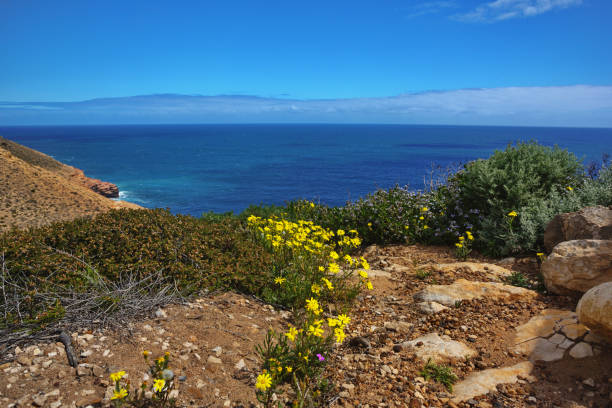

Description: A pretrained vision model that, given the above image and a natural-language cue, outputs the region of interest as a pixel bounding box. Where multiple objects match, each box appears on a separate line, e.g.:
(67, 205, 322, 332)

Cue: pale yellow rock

(513, 309, 576, 344)
(452, 361, 535, 403)
(577, 282, 612, 343)
(423, 262, 514, 281)
(561, 323, 589, 340)
(413, 279, 537, 306)
(542, 239, 612, 294)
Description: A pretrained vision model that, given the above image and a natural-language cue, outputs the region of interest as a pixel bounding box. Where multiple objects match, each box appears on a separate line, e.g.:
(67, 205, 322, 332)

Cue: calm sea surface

(1, 124, 611, 216)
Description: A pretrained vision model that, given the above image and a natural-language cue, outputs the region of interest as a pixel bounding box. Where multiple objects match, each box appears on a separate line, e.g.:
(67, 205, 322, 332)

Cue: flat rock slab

(413, 279, 537, 306)
(452, 361, 535, 403)
(512, 309, 594, 362)
(397, 332, 477, 363)
(417, 301, 449, 314)
(420, 262, 514, 281)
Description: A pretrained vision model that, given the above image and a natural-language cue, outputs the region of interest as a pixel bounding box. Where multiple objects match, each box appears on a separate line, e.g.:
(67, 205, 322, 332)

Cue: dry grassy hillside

(0, 137, 140, 232)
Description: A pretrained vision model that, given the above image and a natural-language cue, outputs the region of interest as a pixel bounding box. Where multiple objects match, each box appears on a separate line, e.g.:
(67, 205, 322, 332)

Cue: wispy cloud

(404, 1, 458, 19)
(454, 0, 583, 22)
(1, 86, 611, 127)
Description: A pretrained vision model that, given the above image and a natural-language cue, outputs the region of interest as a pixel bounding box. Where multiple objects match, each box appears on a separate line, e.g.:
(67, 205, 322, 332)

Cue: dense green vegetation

(240, 142, 611, 256)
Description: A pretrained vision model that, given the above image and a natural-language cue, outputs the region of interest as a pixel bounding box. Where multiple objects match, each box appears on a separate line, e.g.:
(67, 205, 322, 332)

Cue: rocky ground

(1, 245, 611, 408)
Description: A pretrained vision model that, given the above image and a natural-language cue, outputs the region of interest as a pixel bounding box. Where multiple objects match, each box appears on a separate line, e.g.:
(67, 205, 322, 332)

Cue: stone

(512, 309, 585, 361)
(76, 364, 91, 376)
(397, 333, 477, 363)
(451, 362, 535, 403)
(413, 279, 537, 306)
(207, 355, 222, 365)
(32, 394, 47, 407)
(212, 346, 223, 356)
(49, 402, 62, 408)
(569, 342, 593, 359)
(417, 301, 449, 314)
(155, 308, 168, 318)
(582, 378, 596, 388)
(424, 262, 514, 281)
(541, 240, 612, 294)
(577, 282, 612, 343)
(234, 359, 246, 371)
(544, 206, 612, 253)
(384, 321, 413, 333)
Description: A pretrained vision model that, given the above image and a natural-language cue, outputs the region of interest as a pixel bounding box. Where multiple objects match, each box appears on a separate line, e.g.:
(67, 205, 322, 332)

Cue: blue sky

(1, 0, 611, 125)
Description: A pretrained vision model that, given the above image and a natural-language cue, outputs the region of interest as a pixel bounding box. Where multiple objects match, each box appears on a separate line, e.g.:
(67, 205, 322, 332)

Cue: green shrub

(456, 141, 583, 218)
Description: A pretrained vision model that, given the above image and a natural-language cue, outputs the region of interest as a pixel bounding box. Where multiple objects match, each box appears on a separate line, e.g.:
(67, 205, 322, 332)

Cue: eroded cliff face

(67, 168, 119, 198)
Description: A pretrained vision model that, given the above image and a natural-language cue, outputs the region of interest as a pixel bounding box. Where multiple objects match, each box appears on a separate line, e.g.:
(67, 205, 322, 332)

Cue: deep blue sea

(1, 124, 611, 216)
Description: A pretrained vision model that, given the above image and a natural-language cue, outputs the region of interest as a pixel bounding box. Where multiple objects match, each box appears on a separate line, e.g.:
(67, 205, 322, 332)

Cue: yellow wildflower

(334, 327, 346, 343)
(285, 326, 299, 341)
(328, 262, 340, 274)
(508, 210, 518, 217)
(359, 269, 368, 279)
(318, 266, 325, 272)
(421, 207, 429, 212)
(360, 257, 370, 270)
(321, 277, 334, 290)
(153, 379, 166, 392)
(337, 314, 351, 327)
(311, 284, 321, 295)
(255, 372, 272, 391)
(274, 277, 286, 285)
(286, 366, 293, 373)
(305, 297, 321, 315)
(343, 254, 353, 264)
(455, 243, 463, 248)
(109, 371, 126, 382)
(329, 251, 339, 260)
(458, 236, 465, 241)
(310, 202, 315, 207)
(566, 186, 573, 191)
(308, 324, 324, 337)
(143, 350, 150, 358)
(366, 280, 373, 290)
(367, 222, 372, 228)
(328, 317, 338, 327)
(536, 252, 544, 257)
(337, 229, 345, 236)
(111, 388, 128, 400)
(423, 225, 429, 229)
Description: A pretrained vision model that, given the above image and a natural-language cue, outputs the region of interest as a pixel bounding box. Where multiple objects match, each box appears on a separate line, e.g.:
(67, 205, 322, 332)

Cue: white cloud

(2, 86, 612, 127)
(404, 1, 457, 18)
(454, 0, 583, 22)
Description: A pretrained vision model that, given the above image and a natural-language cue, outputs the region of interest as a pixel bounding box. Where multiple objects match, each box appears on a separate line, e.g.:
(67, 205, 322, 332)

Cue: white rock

(212, 346, 223, 356)
(397, 332, 477, 363)
(234, 359, 246, 371)
(417, 301, 449, 314)
(155, 308, 168, 318)
(569, 342, 594, 359)
(207, 355, 223, 365)
(414, 279, 537, 306)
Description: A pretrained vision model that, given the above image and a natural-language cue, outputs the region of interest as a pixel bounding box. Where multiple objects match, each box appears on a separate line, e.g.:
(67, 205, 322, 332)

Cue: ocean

(1, 124, 611, 216)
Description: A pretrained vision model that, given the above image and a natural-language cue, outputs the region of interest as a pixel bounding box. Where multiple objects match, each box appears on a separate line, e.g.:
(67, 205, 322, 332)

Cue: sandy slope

(0, 137, 140, 232)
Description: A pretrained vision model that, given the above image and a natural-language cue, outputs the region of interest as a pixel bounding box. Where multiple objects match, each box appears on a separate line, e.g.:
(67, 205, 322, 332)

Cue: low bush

(0, 209, 274, 333)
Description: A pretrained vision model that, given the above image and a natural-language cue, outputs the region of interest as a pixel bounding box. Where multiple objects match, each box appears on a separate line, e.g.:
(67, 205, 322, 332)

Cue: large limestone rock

(541, 239, 612, 295)
(577, 282, 612, 343)
(451, 362, 535, 403)
(413, 279, 537, 306)
(544, 206, 612, 253)
(396, 332, 477, 363)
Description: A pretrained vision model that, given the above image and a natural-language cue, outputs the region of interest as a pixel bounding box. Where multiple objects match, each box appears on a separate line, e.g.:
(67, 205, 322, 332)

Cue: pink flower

(316, 354, 325, 361)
